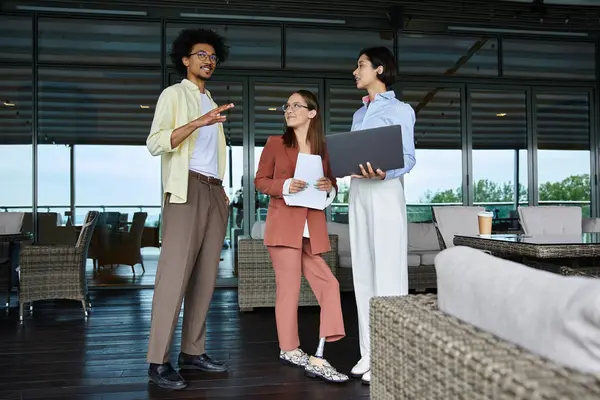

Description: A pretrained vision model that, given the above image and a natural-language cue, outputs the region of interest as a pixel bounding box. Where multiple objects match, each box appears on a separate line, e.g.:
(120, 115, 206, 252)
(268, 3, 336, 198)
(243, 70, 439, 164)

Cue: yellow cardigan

(146, 79, 226, 204)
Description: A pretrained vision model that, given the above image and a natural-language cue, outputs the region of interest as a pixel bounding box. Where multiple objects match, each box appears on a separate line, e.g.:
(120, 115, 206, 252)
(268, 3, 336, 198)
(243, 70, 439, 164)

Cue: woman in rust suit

(254, 90, 348, 383)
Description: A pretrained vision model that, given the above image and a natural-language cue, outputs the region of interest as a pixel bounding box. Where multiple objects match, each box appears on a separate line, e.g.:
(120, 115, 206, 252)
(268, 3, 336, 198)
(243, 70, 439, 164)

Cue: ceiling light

(268, 107, 278, 111)
(448, 25, 588, 37)
(140, 105, 150, 109)
(180, 12, 345, 25)
(3, 101, 15, 107)
(496, 113, 507, 117)
(16, 5, 147, 16)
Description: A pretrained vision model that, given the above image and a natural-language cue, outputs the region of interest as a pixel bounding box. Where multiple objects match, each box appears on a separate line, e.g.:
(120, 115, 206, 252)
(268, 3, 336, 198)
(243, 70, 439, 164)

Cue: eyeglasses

(189, 50, 219, 64)
(282, 103, 310, 113)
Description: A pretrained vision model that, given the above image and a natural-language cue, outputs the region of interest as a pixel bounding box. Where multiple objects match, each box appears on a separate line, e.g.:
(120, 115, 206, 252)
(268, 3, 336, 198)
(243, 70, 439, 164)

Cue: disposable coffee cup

(478, 211, 494, 236)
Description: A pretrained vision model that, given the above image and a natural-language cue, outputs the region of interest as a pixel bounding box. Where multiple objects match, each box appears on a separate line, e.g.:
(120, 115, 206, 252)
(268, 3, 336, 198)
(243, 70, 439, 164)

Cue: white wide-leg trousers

(349, 177, 408, 359)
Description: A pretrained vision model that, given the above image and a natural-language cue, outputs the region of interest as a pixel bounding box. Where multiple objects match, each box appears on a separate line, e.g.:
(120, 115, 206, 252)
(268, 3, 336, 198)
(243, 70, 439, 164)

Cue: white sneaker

(350, 357, 370, 378)
(361, 370, 371, 385)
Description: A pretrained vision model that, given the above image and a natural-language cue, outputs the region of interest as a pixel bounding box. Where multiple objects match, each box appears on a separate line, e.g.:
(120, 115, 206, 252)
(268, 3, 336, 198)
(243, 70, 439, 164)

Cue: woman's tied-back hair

(358, 46, 397, 86)
(170, 28, 230, 76)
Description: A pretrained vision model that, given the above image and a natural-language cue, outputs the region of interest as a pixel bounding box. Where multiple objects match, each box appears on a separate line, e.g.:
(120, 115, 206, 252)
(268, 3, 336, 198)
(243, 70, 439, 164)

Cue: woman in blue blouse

(348, 46, 416, 385)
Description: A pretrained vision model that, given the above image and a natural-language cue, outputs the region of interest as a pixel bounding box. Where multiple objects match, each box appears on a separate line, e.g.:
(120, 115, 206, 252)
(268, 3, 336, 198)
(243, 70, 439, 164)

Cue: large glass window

(471, 89, 528, 218)
(0, 67, 33, 221)
(286, 28, 392, 71)
(503, 39, 595, 80)
(398, 34, 498, 77)
(74, 145, 161, 224)
(38, 18, 161, 66)
(38, 144, 71, 224)
(536, 92, 591, 216)
(166, 23, 281, 69)
(400, 87, 463, 222)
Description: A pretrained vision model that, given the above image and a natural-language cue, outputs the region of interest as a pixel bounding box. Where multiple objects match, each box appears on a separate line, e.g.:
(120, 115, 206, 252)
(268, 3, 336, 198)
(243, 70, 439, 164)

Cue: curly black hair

(169, 28, 230, 76)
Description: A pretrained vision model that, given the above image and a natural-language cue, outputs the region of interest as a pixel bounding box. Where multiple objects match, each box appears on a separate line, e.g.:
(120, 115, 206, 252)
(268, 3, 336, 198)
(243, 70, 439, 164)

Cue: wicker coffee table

(453, 233, 600, 274)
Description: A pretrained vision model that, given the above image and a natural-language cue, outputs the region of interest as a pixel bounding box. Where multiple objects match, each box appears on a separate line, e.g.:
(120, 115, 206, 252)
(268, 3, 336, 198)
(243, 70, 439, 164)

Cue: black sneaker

(148, 362, 187, 390)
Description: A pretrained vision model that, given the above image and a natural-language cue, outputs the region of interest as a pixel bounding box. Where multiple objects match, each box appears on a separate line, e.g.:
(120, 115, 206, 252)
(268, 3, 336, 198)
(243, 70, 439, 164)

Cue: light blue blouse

(351, 90, 416, 180)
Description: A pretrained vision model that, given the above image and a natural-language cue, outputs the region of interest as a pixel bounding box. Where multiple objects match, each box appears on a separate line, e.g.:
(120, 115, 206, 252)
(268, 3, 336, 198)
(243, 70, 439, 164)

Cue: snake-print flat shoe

(305, 359, 349, 383)
(279, 349, 309, 368)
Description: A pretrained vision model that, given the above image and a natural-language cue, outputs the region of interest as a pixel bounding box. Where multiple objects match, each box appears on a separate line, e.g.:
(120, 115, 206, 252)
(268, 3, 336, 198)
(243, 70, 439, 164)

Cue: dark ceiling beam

(4, 0, 599, 33)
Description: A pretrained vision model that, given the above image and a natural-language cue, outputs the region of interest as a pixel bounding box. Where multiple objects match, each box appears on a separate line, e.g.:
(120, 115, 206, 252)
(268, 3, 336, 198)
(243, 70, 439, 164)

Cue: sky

(0, 144, 590, 218)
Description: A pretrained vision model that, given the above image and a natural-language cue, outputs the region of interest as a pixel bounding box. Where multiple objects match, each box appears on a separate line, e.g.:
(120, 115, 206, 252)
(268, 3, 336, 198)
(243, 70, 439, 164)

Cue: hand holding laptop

(351, 162, 386, 180)
(325, 125, 404, 179)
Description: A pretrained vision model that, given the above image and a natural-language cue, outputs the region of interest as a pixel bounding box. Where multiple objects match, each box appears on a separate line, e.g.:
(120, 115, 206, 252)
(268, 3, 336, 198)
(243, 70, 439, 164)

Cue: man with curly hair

(145, 28, 234, 390)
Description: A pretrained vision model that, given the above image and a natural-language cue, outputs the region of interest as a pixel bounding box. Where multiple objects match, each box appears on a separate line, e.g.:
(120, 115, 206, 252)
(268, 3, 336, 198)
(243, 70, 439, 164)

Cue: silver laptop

(325, 125, 404, 178)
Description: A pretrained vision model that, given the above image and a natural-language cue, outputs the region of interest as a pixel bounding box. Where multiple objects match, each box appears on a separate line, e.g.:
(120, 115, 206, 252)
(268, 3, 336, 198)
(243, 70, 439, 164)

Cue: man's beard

(194, 72, 211, 81)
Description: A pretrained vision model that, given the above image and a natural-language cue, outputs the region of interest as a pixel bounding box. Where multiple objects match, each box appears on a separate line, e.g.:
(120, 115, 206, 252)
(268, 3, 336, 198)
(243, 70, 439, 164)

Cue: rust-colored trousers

(147, 171, 229, 364)
(268, 239, 345, 351)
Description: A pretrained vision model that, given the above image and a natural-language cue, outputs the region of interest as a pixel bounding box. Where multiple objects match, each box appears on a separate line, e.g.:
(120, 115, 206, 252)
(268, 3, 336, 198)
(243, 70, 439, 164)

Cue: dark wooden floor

(0, 289, 370, 400)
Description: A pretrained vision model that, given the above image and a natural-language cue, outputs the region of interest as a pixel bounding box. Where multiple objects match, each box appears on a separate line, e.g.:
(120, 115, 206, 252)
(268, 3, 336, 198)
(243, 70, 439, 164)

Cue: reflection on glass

(400, 87, 462, 222)
(399, 34, 498, 76)
(536, 93, 591, 217)
(471, 90, 528, 219)
(252, 81, 320, 223)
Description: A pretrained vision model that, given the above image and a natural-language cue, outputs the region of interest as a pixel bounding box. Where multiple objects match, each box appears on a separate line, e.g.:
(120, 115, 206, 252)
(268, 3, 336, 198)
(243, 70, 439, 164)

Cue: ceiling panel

(17, 0, 600, 32)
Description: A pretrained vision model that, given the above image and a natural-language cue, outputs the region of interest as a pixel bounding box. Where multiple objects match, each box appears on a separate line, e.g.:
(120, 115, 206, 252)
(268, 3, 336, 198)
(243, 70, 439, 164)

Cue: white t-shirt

(189, 92, 219, 178)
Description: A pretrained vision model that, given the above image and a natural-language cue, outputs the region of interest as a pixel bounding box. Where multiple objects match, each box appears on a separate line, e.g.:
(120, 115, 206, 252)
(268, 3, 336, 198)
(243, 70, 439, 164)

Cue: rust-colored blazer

(254, 135, 338, 255)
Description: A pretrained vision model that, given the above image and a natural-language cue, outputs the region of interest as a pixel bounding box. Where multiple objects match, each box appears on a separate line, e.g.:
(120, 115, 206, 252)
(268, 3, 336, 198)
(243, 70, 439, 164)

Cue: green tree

(421, 174, 589, 204)
(539, 174, 590, 201)
(420, 179, 526, 203)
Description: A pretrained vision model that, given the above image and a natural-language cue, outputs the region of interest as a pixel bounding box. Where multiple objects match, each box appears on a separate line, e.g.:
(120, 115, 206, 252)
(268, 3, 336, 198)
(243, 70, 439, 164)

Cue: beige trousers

(147, 170, 229, 364)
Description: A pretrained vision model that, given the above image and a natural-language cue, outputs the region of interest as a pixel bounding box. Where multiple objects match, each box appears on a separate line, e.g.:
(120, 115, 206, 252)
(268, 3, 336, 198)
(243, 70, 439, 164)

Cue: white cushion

(250, 221, 266, 239)
(432, 206, 484, 248)
(435, 245, 600, 375)
(408, 222, 440, 252)
(0, 212, 24, 234)
(518, 206, 582, 235)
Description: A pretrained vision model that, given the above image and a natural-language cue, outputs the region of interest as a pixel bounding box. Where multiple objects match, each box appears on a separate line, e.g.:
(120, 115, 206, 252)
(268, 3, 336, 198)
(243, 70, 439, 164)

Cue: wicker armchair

(18, 211, 98, 321)
(237, 234, 338, 311)
(370, 269, 600, 400)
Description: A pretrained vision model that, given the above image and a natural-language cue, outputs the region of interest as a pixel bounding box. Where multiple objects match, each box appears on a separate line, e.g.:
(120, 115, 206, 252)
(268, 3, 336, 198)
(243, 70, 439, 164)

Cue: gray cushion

(415, 251, 438, 266)
(435, 245, 600, 375)
(408, 254, 421, 267)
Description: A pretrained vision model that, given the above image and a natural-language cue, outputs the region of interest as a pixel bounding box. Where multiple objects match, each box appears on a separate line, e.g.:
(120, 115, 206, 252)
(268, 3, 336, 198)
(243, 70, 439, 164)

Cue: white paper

(286, 153, 327, 210)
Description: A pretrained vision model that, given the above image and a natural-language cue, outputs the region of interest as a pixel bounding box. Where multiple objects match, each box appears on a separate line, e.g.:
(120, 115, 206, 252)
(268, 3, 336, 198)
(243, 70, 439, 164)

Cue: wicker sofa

(370, 265, 600, 399)
(237, 234, 338, 311)
(370, 292, 600, 400)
